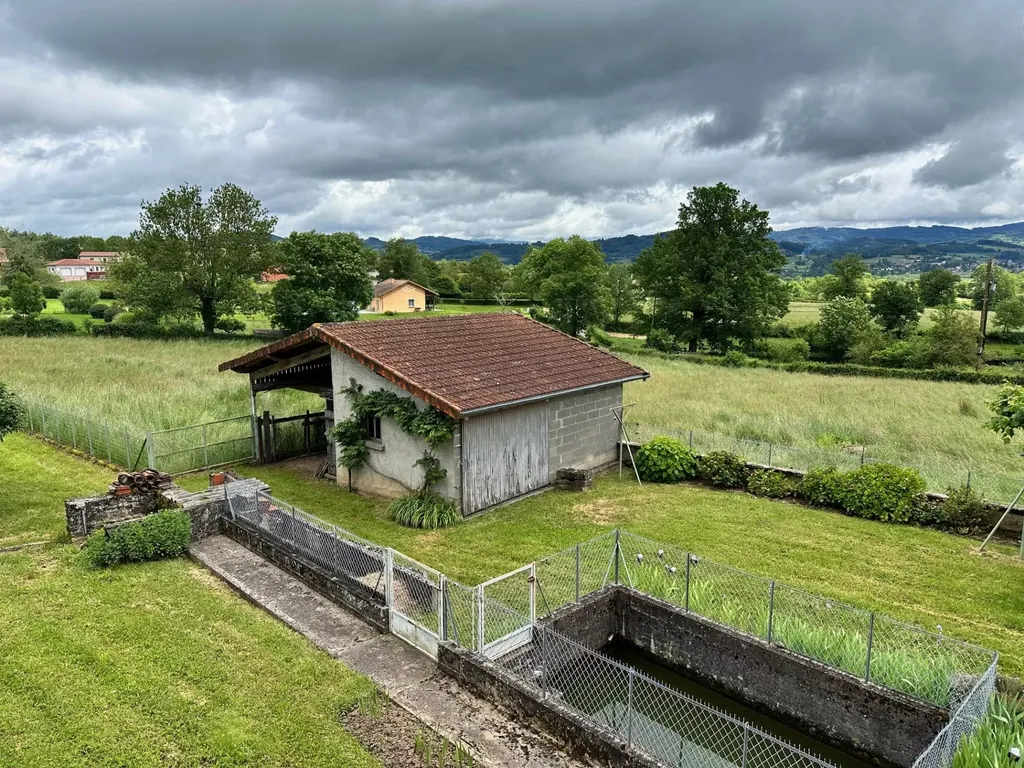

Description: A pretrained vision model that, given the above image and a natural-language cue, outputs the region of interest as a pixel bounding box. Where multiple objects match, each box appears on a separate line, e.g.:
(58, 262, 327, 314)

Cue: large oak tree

(634, 183, 788, 352)
(111, 184, 277, 335)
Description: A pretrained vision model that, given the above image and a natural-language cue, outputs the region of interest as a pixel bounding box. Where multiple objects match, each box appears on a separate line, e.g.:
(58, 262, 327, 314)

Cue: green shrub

(0, 296, 10, 311)
(800, 466, 846, 508)
(111, 310, 137, 325)
(644, 328, 680, 353)
(721, 350, 753, 368)
(747, 469, 798, 499)
(933, 485, 989, 534)
(586, 325, 613, 348)
(88, 302, 108, 319)
(215, 316, 246, 333)
(388, 493, 461, 529)
(60, 283, 101, 314)
(0, 314, 77, 336)
(384, 310, 395, 317)
(42, 285, 61, 299)
(102, 304, 123, 323)
(98, 289, 116, 300)
(81, 510, 191, 568)
(634, 437, 699, 483)
(771, 338, 811, 363)
(838, 463, 927, 522)
(698, 451, 748, 487)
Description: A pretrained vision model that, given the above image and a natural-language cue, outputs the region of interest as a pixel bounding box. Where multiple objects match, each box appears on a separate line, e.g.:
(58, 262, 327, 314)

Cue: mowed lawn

(180, 461, 1024, 677)
(620, 354, 1024, 502)
(0, 442, 378, 768)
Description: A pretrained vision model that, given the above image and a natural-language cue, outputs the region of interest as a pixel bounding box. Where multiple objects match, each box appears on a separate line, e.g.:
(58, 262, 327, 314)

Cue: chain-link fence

(480, 597, 834, 768)
(615, 531, 996, 709)
(21, 399, 148, 469)
(911, 660, 998, 768)
(626, 421, 1024, 509)
(225, 485, 386, 604)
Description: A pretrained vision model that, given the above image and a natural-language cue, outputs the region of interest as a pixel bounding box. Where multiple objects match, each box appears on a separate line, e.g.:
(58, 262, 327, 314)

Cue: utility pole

(979, 257, 994, 361)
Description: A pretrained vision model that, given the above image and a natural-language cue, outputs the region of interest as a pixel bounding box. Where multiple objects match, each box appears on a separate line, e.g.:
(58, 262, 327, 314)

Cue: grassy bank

(181, 461, 1024, 677)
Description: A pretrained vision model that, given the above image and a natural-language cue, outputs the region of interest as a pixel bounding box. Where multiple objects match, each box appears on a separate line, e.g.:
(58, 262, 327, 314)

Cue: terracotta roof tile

(373, 278, 438, 298)
(48, 258, 105, 266)
(221, 313, 648, 416)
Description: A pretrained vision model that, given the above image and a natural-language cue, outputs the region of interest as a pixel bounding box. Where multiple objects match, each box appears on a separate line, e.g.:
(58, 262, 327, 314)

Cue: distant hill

(306, 221, 1024, 275)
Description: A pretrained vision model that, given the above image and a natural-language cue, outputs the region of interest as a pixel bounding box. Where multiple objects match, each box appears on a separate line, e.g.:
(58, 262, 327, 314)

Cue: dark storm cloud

(913, 137, 1015, 189)
(2, 0, 1024, 236)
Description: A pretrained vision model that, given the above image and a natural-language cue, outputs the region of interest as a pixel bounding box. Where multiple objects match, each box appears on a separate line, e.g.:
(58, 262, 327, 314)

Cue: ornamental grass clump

(388, 493, 461, 530)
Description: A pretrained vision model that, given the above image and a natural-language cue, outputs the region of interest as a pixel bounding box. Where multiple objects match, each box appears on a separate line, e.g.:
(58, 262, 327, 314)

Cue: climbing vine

(329, 379, 457, 494)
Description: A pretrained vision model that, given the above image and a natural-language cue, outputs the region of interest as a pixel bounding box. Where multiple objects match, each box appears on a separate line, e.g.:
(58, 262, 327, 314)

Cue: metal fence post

(575, 543, 581, 602)
(40, 408, 46, 438)
(71, 418, 77, 449)
(529, 563, 537, 625)
(27, 406, 33, 432)
(741, 727, 749, 768)
(146, 431, 156, 470)
(86, 420, 93, 457)
(104, 422, 111, 464)
(476, 584, 485, 654)
(767, 442, 773, 468)
(966, 469, 972, 490)
(688, 430, 693, 449)
(385, 549, 394, 630)
(865, 612, 875, 681)
(439, 575, 448, 643)
(767, 580, 775, 642)
(202, 423, 209, 469)
(684, 553, 691, 612)
(626, 670, 634, 748)
(614, 529, 620, 585)
(860, 446, 866, 466)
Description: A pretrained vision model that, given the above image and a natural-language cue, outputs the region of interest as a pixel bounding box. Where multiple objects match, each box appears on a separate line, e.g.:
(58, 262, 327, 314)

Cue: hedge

(0, 314, 78, 336)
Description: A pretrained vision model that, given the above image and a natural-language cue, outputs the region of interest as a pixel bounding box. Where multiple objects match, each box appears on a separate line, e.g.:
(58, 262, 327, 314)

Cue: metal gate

(462, 402, 550, 514)
(479, 564, 535, 659)
(387, 550, 442, 659)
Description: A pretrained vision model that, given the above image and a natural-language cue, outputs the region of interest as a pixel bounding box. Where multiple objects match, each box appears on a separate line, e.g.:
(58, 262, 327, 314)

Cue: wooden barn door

(463, 403, 549, 514)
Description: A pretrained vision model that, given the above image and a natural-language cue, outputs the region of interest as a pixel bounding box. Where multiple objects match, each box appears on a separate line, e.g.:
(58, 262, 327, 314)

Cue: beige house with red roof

(368, 278, 438, 313)
(47, 258, 108, 281)
(220, 313, 648, 514)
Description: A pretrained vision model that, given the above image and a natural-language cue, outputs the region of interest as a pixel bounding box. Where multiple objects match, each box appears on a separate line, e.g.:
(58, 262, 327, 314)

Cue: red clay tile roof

(373, 278, 438, 298)
(261, 271, 289, 282)
(48, 258, 105, 267)
(220, 313, 648, 417)
(78, 251, 120, 258)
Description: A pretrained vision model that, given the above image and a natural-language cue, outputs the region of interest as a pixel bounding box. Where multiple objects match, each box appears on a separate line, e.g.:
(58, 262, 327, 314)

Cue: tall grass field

(623, 355, 1024, 503)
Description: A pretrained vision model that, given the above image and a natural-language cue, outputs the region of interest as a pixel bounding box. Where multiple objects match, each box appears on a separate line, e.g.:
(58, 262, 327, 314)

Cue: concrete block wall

(548, 385, 623, 481)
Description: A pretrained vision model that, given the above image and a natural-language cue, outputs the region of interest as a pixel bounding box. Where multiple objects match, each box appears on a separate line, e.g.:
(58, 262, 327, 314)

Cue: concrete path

(191, 535, 588, 768)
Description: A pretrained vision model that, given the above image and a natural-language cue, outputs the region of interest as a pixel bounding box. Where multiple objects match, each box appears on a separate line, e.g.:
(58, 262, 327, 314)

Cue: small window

(364, 414, 382, 441)
(408, 298, 416, 308)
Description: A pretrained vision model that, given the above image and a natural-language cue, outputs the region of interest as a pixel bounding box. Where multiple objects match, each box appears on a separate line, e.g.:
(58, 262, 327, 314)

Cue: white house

(47, 259, 108, 282)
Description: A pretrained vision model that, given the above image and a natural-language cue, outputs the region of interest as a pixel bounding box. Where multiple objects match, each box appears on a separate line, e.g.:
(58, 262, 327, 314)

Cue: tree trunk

(200, 296, 217, 336)
(688, 336, 698, 353)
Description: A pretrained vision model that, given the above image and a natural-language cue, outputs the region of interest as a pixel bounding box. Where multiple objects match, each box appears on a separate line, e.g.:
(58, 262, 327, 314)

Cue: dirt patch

(345, 696, 476, 768)
(274, 454, 330, 482)
(572, 498, 618, 524)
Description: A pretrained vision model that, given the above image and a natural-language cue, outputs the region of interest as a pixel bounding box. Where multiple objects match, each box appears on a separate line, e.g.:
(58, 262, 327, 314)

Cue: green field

(0, 440, 378, 768)
(621, 354, 1024, 501)
(779, 301, 982, 330)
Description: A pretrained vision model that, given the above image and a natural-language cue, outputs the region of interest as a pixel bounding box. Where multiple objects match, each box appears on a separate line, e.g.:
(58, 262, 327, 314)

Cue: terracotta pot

(210, 472, 226, 486)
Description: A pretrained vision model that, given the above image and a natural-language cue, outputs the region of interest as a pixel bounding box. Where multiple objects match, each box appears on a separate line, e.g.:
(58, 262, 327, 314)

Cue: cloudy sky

(1, 0, 1023, 240)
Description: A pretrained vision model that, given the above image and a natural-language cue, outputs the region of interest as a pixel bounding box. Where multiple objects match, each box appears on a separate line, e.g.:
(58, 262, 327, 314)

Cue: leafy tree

(969, 264, 1016, 310)
(9, 273, 45, 315)
(463, 252, 507, 301)
(431, 260, 464, 297)
(110, 184, 278, 335)
(994, 297, 1024, 332)
(924, 305, 979, 367)
(0, 382, 23, 442)
(0, 238, 45, 286)
(634, 183, 788, 352)
(989, 382, 1024, 443)
(816, 297, 874, 360)
(270, 231, 375, 332)
(917, 268, 959, 307)
(869, 280, 922, 335)
(60, 283, 101, 314)
(376, 238, 433, 288)
(518, 236, 609, 336)
(606, 263, 639, 325)
(822, 254, 869, 300)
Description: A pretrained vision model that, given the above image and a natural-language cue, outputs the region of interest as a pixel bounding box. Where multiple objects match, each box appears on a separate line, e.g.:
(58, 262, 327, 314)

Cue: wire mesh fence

(626, 421, 1024, 509)
(616, 531, 996, 709)
(911, 660, 998, 768)
(150, 415, 256, 475)
(225, 485, 386, 603)
(480, 598, 834, 768)
(21, 399, 148, 469)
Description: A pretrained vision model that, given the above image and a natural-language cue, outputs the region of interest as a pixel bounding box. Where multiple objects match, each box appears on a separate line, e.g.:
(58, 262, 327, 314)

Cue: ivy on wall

(329, 378, 456, 494)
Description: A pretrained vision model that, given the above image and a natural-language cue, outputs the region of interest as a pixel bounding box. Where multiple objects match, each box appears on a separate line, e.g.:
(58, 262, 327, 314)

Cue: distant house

(47, 259, 107, 282)
(369, 279, 438, 313)
(220, 313, 649, 514)
(260, 271, 288, 283)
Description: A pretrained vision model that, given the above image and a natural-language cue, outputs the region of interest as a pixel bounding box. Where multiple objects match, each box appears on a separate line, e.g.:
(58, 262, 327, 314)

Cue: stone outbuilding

(219, 313, 648, 514)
